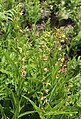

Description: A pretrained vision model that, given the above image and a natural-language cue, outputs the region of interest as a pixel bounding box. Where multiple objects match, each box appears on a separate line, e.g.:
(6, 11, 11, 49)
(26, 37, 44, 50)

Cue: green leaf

(45, 111, 78, 116)
(22, 95, 45, 119)
(0, 12, 7, 20)
(0, 68, 13, 77)
(6, 89, 17, 111)
(77, 31, 81, 40)
(18, 111, 36, 118)
(0, 104, 7, 119)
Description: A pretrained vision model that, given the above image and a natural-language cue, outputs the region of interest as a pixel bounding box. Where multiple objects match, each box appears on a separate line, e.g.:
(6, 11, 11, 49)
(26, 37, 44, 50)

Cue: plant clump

(0, 0, 81, 119)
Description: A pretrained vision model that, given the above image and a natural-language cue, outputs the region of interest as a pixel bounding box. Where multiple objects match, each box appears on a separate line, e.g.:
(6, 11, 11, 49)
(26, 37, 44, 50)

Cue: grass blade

(45, 111, 78, 116)
(18, 111, 36, 118)
(22, 95, 45, 119)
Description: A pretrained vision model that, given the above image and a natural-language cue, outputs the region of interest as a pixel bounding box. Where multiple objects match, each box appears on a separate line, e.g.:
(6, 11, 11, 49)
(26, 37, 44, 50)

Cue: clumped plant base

(0, 0, 81, 119)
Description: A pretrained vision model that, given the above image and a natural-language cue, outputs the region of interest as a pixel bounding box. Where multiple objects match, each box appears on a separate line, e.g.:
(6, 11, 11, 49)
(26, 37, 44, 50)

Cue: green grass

(0, 0, 81, 119)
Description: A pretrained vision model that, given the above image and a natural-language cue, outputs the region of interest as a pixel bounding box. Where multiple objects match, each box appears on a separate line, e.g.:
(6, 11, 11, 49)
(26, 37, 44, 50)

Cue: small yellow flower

(21, 65, 25, 70)
(19, 3, 24, 8)
(44, 89, 49, 94)
(43, 68, 48, 72)
(65, 101, 69, 106)
(44, 99, 49, 104)
(18, 29, 23, 33)
(21, 58, 25, 62)
(40, 96, 46, 101)
(40, 56, 48, 61)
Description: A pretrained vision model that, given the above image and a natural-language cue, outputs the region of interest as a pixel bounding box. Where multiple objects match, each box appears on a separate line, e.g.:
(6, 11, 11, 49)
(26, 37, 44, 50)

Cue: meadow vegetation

(0, 0, 81, 119)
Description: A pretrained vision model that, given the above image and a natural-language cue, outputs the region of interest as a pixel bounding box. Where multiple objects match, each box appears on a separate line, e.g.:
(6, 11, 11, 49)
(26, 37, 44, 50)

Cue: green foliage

(49, 0, 81, 20)
(0, 0, 81, 119)
(24, 0, 41, 24)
